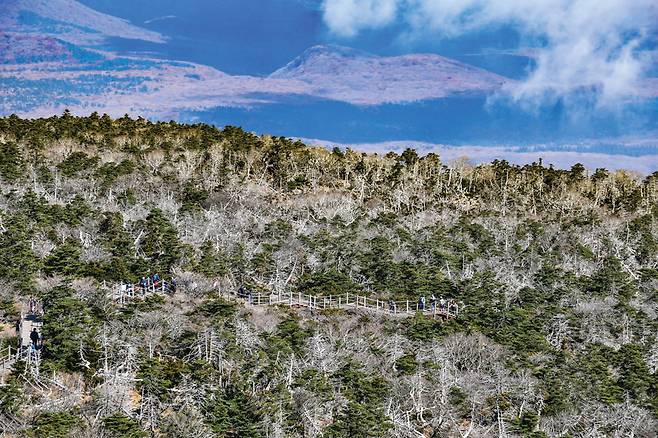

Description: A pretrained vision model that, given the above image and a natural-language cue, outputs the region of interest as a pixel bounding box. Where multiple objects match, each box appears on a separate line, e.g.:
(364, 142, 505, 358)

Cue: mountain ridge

(268, 44, 509, 104)
(1, 0, 165, 44)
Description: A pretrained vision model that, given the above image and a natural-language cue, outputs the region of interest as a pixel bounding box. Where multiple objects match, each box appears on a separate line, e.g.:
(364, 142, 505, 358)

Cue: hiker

(439, 297, 446, 312)
(29, 297, 36, 314)
(418, 296, 426, 311)
(153, 273, 161, 286)
(430, 294, 437, 311)
(30, 328, 39, 349)
(449, 300, 458, 316)
(139, 276, 148, 290)
(170, 277, 177, 293)
(238, 285, 245, 298)
(388, 299, 396, 313)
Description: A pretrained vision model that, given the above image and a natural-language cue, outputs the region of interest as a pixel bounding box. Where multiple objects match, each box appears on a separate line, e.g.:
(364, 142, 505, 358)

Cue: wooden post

(406, 300, 409, 313)
(338, 296, 342, 308)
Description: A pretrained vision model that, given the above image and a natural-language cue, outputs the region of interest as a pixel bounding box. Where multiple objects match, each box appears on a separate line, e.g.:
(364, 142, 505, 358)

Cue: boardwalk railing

(221, 289, 459, 319)
(113, 280, 174, 305)
(112, 281, 459, 319)
(0, 345, 16, 372)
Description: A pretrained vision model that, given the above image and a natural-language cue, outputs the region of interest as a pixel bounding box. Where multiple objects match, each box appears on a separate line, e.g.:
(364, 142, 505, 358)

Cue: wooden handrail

(112, 282, 460, 319)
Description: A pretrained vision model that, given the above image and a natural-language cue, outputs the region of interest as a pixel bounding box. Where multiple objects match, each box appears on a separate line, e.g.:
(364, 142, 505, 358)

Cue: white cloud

(321, 0, 658, 106)
(323, 0, 398, 37)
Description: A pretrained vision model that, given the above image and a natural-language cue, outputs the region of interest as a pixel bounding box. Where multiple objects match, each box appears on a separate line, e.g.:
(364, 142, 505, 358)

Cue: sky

(321, 0, 658, 108)
(76, 0, 658, 116)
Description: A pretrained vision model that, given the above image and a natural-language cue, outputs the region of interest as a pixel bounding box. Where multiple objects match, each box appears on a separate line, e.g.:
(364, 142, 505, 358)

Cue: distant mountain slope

(0, 32, 74, 64)
(0, 40, 514, 118)
(0, 0, 164, 44)
(270, 45, 509, 104)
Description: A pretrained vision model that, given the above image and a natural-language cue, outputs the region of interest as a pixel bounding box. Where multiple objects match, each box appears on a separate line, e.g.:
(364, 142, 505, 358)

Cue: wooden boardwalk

(224, 289, 458, 319)
(113, 280, 172, 305)
(114, 280, 459, 319)
(0, 311, 43, 383)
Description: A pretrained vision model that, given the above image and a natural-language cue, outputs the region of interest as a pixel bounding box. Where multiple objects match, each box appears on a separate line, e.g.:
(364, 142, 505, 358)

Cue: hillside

(0, 0, 165, 44)
(0, 113, 655, 437)
(269, 45, 508, 103)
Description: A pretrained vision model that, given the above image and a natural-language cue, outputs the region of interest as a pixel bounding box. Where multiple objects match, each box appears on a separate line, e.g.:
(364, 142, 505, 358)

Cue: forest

(0, 112, 655, 437)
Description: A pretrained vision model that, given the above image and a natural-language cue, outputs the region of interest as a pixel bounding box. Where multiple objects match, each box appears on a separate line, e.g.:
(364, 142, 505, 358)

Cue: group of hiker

(120, 274, 177, 295)
(388, 295, 459, 315)
(28, 296, 38, 315)
(138, 273, 162, 290)
(237, 285, 254, 304)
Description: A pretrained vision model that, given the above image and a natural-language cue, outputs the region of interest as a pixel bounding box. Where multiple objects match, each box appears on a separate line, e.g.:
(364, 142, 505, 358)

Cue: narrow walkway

(113, 280, 173, 305)
(114, 281, 459, 319)
(0, 307, 43, 383)
(224, 289, 459, 319)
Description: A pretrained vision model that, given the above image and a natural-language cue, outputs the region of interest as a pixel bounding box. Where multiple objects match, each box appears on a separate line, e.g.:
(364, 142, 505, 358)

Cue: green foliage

(43, 237, 84, 277)
(196, 297, 236, 320)
(615, 344, 653, 402)
(588, 256, 635, 301)
(511, 410, 544, 436)
(405, 313, 451, 341)
(141, 209, 184, 272)
(327, 364, 391, 438)
(96, 159, 135, 189)
(0, 141, 24, 181)
(196, 241, 228, 277)
(99, 212, 137, 280)
(137, 357, 190, 400)
(576, 345, 623, 404)
(180, 180, 209, 214)
(263, 219, 293, 241)
(41, 285, 98, 372)
(117, 188, 137, 206)
(0, 213, 39, 289)
(27, 411, 80, 438)
(203, 387, 263, 437)
(326, 400, 391, 438)
(57, 151, 99, 177)
(102, 413, 148, 438)
(0, 377, 23, 415)
(266, 316, 313, 354)
(36, 165, 53, 187)
(296, 269, 361, 297)
(394, 353, 418, 375)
